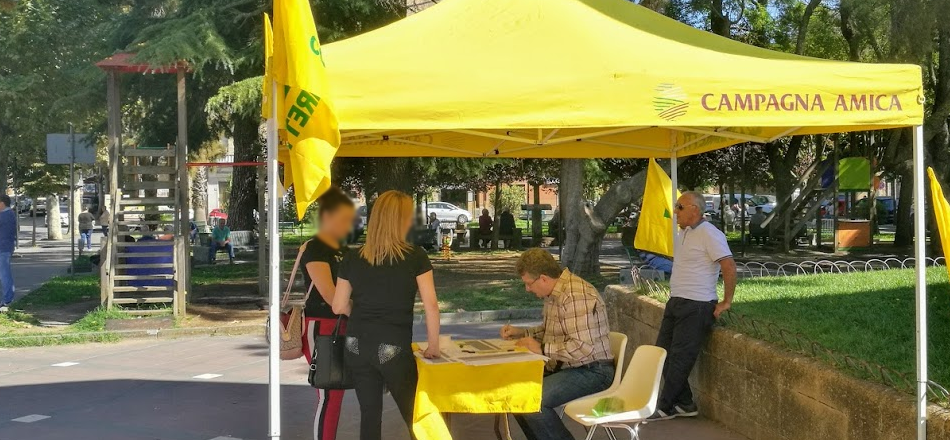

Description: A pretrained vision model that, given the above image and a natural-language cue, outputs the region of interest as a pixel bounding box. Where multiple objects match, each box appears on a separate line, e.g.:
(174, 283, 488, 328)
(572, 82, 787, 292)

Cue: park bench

(469, 227, 522, 250)
(619, 246, 667, 284)
(193, 230, 258, 264)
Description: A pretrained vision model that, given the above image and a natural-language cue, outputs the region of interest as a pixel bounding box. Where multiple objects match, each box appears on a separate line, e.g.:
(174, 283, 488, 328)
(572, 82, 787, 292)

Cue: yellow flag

(261, 13, 275, 119)
(928, 167, 950, 280)
(634, 158, 680, 258)
(271, 0, 340, 220)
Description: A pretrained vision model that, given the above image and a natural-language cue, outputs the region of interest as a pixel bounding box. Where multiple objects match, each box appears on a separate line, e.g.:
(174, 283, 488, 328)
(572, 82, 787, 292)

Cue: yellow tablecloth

(411, 347, 545, 440)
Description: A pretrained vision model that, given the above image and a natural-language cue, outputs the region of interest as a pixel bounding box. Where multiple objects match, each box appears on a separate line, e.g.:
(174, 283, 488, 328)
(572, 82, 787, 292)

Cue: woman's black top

(301, 238, 345, 319)
(338, 245, 433, 340)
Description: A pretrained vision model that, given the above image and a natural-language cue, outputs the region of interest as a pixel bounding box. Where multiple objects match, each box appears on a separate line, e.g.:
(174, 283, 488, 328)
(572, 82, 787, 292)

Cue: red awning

(95, 53, 189, 74)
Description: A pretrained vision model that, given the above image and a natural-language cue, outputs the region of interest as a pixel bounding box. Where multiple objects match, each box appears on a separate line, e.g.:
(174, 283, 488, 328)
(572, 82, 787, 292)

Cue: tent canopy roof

(323, 0, 923, 158)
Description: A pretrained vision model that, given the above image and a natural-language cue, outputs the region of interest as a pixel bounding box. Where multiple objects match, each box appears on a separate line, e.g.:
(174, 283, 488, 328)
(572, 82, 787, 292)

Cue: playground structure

(96, 53, 190, 317)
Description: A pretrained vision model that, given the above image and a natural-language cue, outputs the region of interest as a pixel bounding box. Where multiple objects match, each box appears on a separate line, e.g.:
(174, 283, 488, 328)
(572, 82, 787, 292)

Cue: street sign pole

(69, 124, 76, 276)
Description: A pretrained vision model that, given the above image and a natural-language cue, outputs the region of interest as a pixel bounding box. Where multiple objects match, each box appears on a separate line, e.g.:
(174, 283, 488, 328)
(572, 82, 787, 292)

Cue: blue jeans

(209, 242, 234, 261)
(0, 252, 13, 305)
(514, 361, 615, 440)
(80, 229, 93, 250)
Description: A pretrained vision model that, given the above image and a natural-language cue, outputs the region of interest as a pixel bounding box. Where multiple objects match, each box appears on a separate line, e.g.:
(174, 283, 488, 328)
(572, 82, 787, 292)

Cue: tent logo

(653, 84, 689, 121)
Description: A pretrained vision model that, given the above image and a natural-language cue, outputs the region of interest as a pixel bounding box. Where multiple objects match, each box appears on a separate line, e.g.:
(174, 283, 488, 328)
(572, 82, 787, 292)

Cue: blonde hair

(360, 190, 414, 266)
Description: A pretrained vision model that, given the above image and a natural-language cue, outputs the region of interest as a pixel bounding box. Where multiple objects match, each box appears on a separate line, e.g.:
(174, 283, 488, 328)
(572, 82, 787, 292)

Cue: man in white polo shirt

(649, 191, 737, 421)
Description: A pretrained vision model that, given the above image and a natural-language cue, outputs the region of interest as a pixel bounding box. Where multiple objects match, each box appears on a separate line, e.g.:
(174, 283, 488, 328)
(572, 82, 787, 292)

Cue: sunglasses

(675, 203, 695, 211)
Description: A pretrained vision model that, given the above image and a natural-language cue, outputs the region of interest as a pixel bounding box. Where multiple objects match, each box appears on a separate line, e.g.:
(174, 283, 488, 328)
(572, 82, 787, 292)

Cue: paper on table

(416, 339, 549, 366)
(414, 350, 458, 365)
(453, 351, 548, 366)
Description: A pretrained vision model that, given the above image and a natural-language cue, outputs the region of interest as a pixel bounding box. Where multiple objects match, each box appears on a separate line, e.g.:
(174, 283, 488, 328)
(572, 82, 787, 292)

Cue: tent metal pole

(912, 124, 927, 440)
(266, 80, 282, 440)
(671, 152, 678, 252)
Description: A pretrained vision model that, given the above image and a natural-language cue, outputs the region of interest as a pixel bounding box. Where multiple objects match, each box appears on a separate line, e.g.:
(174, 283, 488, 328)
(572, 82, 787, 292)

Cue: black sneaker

(673, 403, 699, 418)
(645, 409, 674, 423)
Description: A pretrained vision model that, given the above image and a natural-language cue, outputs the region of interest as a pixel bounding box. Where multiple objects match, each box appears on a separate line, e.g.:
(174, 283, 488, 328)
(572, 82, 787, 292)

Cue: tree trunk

(638, 0, 669, 13)
(227, 120, 263, 231)
(894, 168, 914, 247)
(561, 159, 654, 276)
(374, 158, 414, 194)
(532, 183, 542, 245)
(72, 175, 82, 238)
(710, 0, 730, 37)
(47, 194, 63, 240)
(0, 156, 7, 197)
(491, 183, 501, 250)
(192, 166, 209, 224)
(560, 159, 600, 275)
(794, 0, 824, 55)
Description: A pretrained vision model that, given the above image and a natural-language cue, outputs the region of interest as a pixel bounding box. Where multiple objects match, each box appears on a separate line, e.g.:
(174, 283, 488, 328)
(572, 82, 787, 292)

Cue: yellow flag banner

(634, 158, 680, 258)
(272, 0, 341, 220)
(928, 167, 950, 281)
(261, 13, 275, 120)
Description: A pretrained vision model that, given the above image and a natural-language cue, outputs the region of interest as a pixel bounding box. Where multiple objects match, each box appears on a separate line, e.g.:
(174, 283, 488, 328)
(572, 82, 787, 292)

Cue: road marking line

(193, 373, 223, 380)
(12, 414, 51, 423)
(208, 437, 242, 440)
(51, 362, 79, 367)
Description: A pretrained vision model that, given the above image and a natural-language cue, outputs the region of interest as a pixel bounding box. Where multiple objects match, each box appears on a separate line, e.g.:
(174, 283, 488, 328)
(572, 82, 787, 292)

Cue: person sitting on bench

(749, 206, 768, 245)
(500, 209, 515, 248)
(478, 209, 493, 248)
(209, 218, 234, 264)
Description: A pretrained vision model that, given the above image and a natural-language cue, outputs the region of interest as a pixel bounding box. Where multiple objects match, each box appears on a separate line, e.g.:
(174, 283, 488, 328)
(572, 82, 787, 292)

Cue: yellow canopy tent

(324, 0, 922, 159)
(320, 0, 929, 437)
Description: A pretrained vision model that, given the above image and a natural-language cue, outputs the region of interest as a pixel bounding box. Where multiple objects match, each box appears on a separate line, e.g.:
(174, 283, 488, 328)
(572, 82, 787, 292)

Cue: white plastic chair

(558, 332, 628, 419)
(564, 345, 668, 440)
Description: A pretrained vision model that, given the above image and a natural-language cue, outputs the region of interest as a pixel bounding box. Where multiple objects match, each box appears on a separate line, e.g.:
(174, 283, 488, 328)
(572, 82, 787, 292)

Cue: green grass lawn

(14, 274, 99, 308)
(0, 274, 166, 347)
(435, 280, 539, 312)
(649, 267, 950, 387)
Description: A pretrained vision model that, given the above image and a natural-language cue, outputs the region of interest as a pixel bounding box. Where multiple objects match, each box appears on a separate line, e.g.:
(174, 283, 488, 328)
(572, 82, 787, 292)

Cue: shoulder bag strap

(281, 239, 313, 308)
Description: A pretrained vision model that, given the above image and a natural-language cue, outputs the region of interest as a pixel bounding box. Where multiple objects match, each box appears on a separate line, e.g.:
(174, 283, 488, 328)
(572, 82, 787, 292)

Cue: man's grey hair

(681, 191, 705, 209)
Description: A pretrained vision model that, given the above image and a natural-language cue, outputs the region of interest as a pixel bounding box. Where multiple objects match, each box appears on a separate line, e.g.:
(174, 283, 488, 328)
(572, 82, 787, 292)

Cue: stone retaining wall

(602, 285, 950, 440)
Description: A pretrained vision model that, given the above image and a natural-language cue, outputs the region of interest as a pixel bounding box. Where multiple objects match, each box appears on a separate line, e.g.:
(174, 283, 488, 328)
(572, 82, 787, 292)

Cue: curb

(0, 310, 543, 347)
(424, 308, 543, 324)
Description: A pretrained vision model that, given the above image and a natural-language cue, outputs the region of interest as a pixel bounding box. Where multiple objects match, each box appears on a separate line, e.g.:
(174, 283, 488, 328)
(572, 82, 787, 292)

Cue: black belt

(580, 359, 614, 369)
(554, 359, 613, 372)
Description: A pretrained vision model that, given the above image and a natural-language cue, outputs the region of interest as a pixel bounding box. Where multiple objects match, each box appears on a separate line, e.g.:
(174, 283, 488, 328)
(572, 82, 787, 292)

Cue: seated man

(209, 218, 234, 264)
(478, 208, 493, 248)
(749, 206, 768, 245)
(639, 250, 673, 275)
(500, 209, 516, 248)
(501, 248, 614, 440)
(428, 212, 442, 248)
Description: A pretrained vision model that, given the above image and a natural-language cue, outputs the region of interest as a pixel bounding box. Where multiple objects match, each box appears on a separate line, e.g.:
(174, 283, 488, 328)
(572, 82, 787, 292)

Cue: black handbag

(308, 317, 353, 389)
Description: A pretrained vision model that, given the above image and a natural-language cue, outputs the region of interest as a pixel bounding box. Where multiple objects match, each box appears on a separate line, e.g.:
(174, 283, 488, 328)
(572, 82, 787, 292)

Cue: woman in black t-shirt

(300, 187, 355, 440)
(333, 190, 441, 440)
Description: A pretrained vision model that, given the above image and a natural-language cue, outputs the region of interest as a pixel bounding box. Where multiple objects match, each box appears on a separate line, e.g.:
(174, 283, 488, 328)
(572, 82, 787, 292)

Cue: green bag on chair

(591, 397, 625, 417)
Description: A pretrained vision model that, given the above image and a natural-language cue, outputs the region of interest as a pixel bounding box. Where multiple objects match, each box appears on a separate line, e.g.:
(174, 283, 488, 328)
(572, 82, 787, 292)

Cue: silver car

(422, 202, 470, 224)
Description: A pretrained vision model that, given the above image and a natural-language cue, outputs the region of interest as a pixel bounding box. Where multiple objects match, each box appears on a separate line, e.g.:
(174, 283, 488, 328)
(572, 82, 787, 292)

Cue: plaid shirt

(526, 269, 612, 369)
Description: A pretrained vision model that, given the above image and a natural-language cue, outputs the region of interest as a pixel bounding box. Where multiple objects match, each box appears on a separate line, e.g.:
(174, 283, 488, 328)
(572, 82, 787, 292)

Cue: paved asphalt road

(6, 214, 86, 306)
(0, 321, 747, 440)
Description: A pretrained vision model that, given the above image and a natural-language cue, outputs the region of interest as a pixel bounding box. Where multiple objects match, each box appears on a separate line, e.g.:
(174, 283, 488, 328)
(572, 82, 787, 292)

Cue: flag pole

(266, 79, 282, 440)
(912, 124, 927, 440)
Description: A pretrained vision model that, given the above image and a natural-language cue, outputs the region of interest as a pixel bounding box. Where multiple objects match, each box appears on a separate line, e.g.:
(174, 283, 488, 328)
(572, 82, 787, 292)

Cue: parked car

(46, 205, 68, 230)
(422, 201, 470, 224)
(703, 193, 756, 215)
(854, 196, 895, 223)
(16, 197, 32, 214)
(748, 195, 777, 214)
(31, 197, 47, 216)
